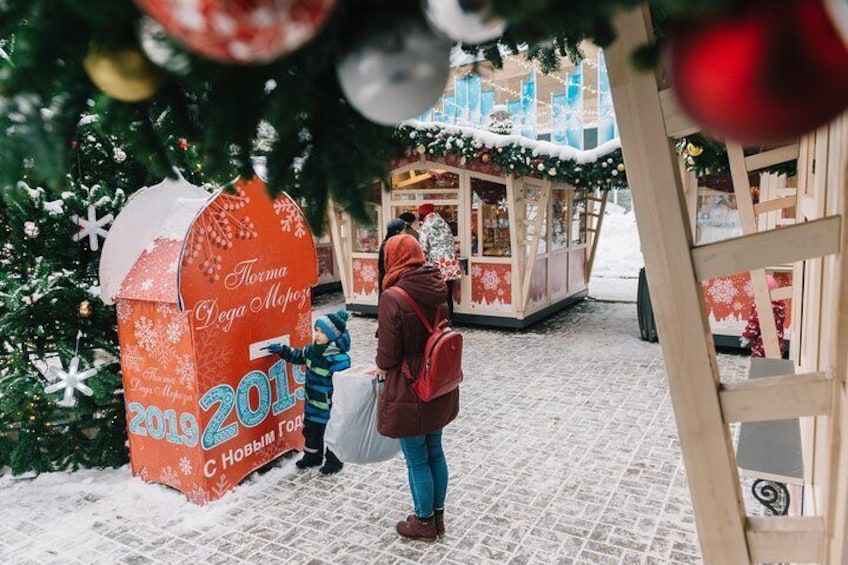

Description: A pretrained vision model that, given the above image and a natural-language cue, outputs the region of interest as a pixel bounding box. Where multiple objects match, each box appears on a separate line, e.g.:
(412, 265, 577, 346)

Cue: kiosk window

(471, 178, 510, 257)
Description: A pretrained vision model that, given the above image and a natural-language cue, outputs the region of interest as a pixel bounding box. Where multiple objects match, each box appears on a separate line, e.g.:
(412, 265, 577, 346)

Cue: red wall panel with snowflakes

(352, 257, 379, 298)
(701, 271, 793, 335)
(107, 176, 318, 504)
(471, 262, 512, 312)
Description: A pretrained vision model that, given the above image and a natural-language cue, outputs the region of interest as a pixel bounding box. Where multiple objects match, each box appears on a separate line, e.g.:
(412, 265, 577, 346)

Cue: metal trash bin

(637, 267, 659, 342)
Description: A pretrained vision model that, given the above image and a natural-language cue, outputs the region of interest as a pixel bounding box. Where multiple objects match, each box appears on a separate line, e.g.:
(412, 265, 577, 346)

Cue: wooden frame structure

(328, 159, 608, 328)
(607, 5, 848, 563)
(683, 170, 796, 347)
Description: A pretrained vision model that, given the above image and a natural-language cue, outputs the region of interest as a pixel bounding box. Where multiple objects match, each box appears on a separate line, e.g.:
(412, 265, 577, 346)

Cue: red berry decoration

(133, 0, 337, 64)
(179, 137, 188, 150)
(669, 0, 848, 144)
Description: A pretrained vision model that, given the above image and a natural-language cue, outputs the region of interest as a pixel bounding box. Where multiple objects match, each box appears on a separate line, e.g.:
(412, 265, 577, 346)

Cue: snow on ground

(589, 201, 643, 302)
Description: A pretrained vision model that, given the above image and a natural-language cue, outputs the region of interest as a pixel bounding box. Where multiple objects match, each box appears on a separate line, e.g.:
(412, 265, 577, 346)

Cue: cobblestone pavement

(1, 295, 756, 565)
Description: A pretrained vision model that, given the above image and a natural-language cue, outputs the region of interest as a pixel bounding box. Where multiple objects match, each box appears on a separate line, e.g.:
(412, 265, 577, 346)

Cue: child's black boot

(319, 449, 343, 475)
(296, 450, 323, 469)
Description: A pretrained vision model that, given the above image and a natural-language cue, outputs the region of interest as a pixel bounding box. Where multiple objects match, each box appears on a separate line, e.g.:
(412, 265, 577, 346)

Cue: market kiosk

(327, 122, 626, 328)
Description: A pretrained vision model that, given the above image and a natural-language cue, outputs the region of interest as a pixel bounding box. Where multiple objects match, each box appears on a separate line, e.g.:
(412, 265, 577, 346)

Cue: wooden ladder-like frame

(606, 6, 846, 563)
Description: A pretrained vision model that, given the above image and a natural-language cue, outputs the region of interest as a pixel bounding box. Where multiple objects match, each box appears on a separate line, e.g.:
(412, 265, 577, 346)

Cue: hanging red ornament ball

(179, 137, 189, 150)
(133, 0, 337, 64)
(669, 0, 848, 145)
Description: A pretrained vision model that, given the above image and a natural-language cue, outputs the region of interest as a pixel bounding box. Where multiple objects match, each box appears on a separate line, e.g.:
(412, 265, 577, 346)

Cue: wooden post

(585, 189, 608, 279)
(520, 181, 550, 312)
(606, 6, 750, 562)
(727, 143, 782, 358)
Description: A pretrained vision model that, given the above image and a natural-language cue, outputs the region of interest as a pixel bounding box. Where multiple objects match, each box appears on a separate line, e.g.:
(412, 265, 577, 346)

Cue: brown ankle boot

(396, 515, 437, 541)
(407, 509, 444, 537)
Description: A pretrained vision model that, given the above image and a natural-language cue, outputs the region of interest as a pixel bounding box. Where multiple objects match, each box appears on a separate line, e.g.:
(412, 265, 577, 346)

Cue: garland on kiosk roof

(398, 121, 628, 191)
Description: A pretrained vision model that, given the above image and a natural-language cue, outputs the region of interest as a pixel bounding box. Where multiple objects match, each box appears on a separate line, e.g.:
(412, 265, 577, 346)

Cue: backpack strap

(388, 287, 438, 332)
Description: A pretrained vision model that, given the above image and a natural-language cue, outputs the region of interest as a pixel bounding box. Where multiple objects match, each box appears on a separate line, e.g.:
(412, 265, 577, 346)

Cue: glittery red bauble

(669, 0, 848, 144)
(133, 0, 336, 64)
(179, 137, 188, 150)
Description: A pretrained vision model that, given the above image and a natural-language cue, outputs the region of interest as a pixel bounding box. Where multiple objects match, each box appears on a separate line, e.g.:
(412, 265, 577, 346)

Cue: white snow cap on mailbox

(99, 175, 211, 305)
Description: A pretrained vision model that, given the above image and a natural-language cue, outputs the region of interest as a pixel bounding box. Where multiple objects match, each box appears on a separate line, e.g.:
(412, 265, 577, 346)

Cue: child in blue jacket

(269, 310, 351, 474)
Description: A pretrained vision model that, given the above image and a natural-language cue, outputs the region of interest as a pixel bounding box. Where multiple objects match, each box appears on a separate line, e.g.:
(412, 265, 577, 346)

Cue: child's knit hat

(315, 310, 349, 343)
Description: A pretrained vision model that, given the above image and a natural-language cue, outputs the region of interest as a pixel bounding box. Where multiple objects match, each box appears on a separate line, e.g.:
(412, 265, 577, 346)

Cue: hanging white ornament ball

(424, 0, 506, 44)
(112, 147, 127, 163)
(24, 221, 39, 238)
(336, 16, 451, 126)
(138, 16, 192, 75)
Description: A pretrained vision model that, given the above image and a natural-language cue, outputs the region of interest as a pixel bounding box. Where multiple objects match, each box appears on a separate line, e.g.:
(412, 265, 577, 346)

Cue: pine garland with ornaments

(0, 114, 182, 475)
(7, 0, 841, 232)
(400, 121, 627, 191)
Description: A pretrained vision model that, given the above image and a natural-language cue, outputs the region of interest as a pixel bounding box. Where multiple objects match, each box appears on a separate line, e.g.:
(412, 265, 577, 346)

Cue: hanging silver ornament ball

(138, 16, 192, 75)
(336, 16, 451, 126)
(424, 0, 506, 45)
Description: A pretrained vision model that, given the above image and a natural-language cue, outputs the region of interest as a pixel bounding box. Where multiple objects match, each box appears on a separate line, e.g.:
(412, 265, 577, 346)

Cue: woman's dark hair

(398, 212, 416, 224)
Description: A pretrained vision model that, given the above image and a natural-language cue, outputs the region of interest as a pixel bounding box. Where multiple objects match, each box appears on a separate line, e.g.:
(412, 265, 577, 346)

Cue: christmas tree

(0, 95, 210, 474)
(0, 0, 727, 231)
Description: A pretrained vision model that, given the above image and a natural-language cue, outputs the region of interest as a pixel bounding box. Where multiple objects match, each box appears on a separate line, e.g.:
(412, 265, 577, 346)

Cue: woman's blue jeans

(399, 430, 448, 519)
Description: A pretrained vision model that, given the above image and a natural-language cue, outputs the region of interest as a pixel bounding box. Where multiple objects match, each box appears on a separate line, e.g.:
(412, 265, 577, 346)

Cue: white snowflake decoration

(176, 354, 195, 388)
(706, 278, 738, 305)
(38, 355, 98, 408)
(471, 265, 483, 277)
(71, 205, 114, 252)
(274, 198, 307, 238)
(481, 270, 500, 291)
(134, 316, 157, 352)
(160, 466, 179, 484)
(360, 264, 377, 284)
(166, 319, 184, 344)
(179, 457, 193, 476)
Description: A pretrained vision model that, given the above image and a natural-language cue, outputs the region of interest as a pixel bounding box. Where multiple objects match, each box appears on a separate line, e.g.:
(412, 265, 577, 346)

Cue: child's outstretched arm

(268, 343, 305, 364)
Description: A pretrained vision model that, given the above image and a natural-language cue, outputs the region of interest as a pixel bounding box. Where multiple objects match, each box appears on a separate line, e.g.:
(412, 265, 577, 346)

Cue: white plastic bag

(325, 366, 400, 464)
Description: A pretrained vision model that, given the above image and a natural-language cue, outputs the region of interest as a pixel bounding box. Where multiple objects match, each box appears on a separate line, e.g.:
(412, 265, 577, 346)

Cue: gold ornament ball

(416, 144, 426, 155)
(481, 153, 491, 163)
(83, 45, 163, 103)
(616, 163, 625, 172)
(685, 142, 704, 157)
(79, 300, 93, 317)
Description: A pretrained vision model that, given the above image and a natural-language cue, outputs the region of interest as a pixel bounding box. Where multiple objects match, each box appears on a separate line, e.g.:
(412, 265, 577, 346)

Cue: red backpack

(389, 287, 463, 402)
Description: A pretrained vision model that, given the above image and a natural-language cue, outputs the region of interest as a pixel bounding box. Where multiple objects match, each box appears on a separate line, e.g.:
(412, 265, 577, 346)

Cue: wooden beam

(607, 7, 750, 563)
(719, 371, 831, 422)
(728, 142, 782, 358)
(746, 516, 823, 564)
(585, 190, 608, 280)
(770, 285, 793, 301)
(520, 182, 550, 312)
(692, 216, 842, 281)
(744, 144, 800, 172)
(659, 87, 700, 138)
(754, 195, 797, 216)
(325, 198, 351, 302)
(395, 172, 432, 188)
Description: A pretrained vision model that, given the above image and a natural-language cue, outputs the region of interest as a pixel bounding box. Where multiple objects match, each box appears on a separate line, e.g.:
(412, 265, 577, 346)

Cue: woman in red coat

(375, 234, 460, 541)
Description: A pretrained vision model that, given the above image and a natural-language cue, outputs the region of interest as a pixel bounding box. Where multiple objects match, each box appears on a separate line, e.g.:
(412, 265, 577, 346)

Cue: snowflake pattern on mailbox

(100, 175, 318, 504)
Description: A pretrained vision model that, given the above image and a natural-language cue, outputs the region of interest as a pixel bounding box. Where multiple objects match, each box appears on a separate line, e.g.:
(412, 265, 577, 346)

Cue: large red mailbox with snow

(100, 175, 317, 504)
